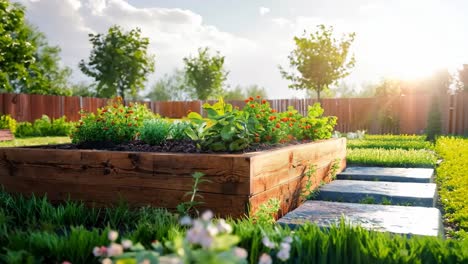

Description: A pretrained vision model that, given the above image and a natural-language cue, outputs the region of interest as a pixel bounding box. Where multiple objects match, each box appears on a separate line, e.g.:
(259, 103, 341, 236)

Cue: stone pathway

(278, 166, 443, 237)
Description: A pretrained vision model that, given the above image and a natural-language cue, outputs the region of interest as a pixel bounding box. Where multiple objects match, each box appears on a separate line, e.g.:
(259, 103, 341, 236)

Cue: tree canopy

(280, 24, 355, 101)
(0, 1, 36, 92)
(183, 47, 228, 100)
(79, 25, 155, 99)
(224, 84, 268, 100)
(146, 69, 192, 101)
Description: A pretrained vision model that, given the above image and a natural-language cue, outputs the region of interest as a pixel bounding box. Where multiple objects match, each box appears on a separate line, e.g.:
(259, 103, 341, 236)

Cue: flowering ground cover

(435, 137, 468, 240)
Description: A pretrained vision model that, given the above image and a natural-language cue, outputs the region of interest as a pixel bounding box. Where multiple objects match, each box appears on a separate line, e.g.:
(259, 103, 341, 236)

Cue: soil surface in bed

(39, 139, 315, 154)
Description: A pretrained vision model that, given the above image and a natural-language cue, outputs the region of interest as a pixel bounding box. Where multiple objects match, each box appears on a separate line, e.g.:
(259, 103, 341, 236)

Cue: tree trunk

(317, 89, 321, 103)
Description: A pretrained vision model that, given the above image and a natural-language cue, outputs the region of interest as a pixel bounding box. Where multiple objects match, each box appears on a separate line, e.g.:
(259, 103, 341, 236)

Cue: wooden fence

(1, 92, 467, 135)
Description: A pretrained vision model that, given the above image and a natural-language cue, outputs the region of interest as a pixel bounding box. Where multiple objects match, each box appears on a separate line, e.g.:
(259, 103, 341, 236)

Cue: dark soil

(40, 139, 315, 154)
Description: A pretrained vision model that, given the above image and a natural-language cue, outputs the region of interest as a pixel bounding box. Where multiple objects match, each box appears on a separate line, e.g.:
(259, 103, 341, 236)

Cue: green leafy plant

(14, 122, 37, 138)
(71, 97, 154, 144)
(251, 198, 281, 225)
(329, 158, 341, 180)
(169, 121, 191, 141)
(301, 164, 318, 201)
(177, 172, 211, 216)
(0, 114, 17, 133)
(139, 119, 171, 145)
(188, 98, 253, 152)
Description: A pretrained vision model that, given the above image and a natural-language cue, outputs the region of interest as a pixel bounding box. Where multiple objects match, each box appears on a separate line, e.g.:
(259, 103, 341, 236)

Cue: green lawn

(0, 136, 71, 147)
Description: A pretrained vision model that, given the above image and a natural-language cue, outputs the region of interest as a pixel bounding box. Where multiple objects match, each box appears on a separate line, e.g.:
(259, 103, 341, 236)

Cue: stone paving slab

(316, 180, 437, 207)
(278, 201, 443, 237)
(337, 167, 434, 183)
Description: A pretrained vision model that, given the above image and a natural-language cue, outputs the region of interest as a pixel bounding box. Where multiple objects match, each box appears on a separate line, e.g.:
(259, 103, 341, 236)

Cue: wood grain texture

(0, 138, 346, 217)
(0, 130, 14, 141)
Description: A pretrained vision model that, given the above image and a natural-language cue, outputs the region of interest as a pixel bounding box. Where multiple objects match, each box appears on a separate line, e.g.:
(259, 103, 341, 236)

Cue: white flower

(199, 234, 213, 249)
(121, 239, 133, 249)
(216, 219, 233, 234)
(206, 223, 219, 236)
(233, 247, 248, 259)
(93, 246, 107, 257)
(179, 216, 192, 226)
(277, 248, 290, 261)
(282, 236, 293, 244)
(280, 242, 291, 251)
(262, 236, 275, 249)
(93, 246, 102, 257)
(108, 230, 118, 242)
(107, 243, 124, 257)
(201, 210, 214, 221)
(258, 253, 273, 264)
(102, 258, 113, 264)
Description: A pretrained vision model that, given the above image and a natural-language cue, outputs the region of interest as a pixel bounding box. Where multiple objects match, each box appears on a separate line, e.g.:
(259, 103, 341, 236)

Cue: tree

(279, 24, 355, 101)
(146, 69, 192, 101)
(458, 64, 468, 91)
(79, 25, 155, 99)
(224, 84, 268, 100)
(224, 86, 245, 100)
(183, 47, 228, 100)
(426, 95, 442, 141)
(10, 25, 72, 95)
(244, 84, 268, 98)
(374, 79, 402, 97)
(0, 1, 36, 92)
(70, 81, 95, 97)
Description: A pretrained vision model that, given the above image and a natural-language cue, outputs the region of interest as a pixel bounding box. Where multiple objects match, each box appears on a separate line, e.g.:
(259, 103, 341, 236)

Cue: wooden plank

(0, 138, 346, 217)
(0, 130, 14, 141)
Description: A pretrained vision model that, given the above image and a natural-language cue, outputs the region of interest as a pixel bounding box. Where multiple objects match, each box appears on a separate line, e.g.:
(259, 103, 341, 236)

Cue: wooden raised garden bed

(0, 129, 14, 141)
(0, 138, 346, 217)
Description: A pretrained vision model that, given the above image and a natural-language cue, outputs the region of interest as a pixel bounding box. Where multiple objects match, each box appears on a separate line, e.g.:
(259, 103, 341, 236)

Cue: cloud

(16, 0, 258, 94)
(259, 6, 270, 16)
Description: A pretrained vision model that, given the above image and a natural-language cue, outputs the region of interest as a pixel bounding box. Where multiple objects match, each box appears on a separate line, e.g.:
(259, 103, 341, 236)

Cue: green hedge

(1, 191, 467, 264)
(347, 148, 437, 168)
(15, 115, 74, 138)
(435, 137, 468, 239)
(347, 139, 433, 150)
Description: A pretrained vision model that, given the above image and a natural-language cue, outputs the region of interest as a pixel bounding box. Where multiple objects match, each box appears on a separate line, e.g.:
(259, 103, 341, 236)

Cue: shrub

(426, 96, 442, 142)
(347, 148, 437, 168)
(14, 116, 73, 138)
(71, 98, 154, 144)
(0, 114, 17, 133)
(139, 119, 171, 145)
(14, 122, 39, 138)
(347, 139, 433, 150)
(435, 137, 468, 239)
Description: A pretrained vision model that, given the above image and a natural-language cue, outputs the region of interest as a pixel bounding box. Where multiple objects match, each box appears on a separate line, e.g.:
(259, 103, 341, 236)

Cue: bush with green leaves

(0, 114, 17, 133)
(13, 115, 74, 138)
(71, 98, 155, 144)
(138, 119, 171, 145)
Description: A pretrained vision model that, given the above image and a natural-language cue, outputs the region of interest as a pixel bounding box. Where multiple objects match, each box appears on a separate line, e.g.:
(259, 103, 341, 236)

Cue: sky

(15, 0, 468, 98)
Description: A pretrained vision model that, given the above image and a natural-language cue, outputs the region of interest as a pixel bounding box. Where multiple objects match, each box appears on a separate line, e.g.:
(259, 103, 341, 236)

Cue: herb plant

(139, 119, 171, 145)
